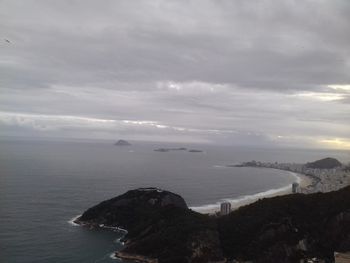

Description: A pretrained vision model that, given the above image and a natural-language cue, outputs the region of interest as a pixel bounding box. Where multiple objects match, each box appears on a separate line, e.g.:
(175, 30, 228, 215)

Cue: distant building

(292, 182, 300, 193)
(220, 202, 231, 215)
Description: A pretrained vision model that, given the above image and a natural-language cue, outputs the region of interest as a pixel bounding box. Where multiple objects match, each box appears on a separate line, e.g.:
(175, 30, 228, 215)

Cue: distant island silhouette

(154, 147, 203, 153)
(114, 140, 131, 146)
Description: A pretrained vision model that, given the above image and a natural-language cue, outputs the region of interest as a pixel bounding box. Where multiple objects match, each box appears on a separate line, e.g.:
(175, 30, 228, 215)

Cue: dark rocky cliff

(76, 186, 350, 263)
(76, 188, 224, 263)
(77, 187, 187, 230)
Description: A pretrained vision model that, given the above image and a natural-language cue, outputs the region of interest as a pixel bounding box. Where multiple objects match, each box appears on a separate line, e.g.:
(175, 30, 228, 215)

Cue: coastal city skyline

(1, 0, 350, 149)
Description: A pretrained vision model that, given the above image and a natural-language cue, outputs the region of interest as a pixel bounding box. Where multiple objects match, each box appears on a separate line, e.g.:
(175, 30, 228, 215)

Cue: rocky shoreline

(74, 185, 350, 263)
(115, 252, 158, 263)
(74, 188, 225, 263)
(72, 158, 350, 262)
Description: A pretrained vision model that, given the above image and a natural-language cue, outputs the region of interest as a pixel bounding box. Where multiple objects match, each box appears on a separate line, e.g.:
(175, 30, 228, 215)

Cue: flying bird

(4, 39, 11, 43)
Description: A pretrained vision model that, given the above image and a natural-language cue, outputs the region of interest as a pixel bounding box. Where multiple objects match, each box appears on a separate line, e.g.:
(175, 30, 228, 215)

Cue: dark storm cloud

(1, 0, 350, 148)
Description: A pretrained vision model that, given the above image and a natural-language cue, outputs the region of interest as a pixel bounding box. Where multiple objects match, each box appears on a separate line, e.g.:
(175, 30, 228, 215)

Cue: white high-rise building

(220, 202, 231, 216)
(292, 182, 300, 194)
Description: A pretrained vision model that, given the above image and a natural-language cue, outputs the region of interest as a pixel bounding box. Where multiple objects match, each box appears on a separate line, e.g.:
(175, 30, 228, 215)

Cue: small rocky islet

(75, 186, 350, 263)
(153, 147, 203, 153)
(114, 140, 132, 146)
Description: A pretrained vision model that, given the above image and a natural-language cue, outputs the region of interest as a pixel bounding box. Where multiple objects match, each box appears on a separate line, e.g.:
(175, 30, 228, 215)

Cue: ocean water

(1, 139, 349, 263)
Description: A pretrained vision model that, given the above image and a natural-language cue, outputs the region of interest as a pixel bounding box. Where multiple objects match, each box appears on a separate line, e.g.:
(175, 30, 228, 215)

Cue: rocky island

(188, 149, 203, 153)
(114, 140, 131, 146)
(154, 147, 187, 152)
(75, 187, 350, 263)
(153, 147, 203, 153)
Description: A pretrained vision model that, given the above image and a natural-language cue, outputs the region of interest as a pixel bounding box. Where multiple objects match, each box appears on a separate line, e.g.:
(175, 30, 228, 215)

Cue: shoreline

(68, 214, 81, 226)
(69, 171, 315, 261)
(68, 169, 311, 220)
(67, 163, 347, 262)
(114, 252, 158, 263)
(190, 169, 313, 215)
(71, 216, 128, 234)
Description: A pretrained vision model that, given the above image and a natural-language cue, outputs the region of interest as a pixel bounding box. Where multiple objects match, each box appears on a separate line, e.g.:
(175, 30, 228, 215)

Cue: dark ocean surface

(1, 139, 349, 262)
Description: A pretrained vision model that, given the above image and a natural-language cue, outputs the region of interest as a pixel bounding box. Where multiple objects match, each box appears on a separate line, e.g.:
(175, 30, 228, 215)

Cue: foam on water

(212, 165, 227, 169)
(67, 214, 81, 226)
(68, 217, 128, 234)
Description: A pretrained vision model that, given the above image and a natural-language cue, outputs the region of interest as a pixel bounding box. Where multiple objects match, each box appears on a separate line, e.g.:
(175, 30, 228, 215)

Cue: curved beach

(191, 170, 312, 214)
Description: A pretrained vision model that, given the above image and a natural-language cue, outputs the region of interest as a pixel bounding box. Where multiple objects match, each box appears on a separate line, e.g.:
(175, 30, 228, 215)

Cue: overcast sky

(1, 0, 350, 149)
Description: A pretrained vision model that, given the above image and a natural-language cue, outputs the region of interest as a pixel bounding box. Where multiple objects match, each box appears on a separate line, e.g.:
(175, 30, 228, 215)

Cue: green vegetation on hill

(218, 186, 350, 262)
(77, 188, 223, 263)
(122, 207, 222, 263)
(77, 187, 350, 263)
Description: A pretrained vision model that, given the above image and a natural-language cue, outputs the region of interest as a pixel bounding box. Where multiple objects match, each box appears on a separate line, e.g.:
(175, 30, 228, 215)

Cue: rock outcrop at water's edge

(75, 188, 187, 228)
(75, 187, 225, 263)
(75, 186, 350, 263)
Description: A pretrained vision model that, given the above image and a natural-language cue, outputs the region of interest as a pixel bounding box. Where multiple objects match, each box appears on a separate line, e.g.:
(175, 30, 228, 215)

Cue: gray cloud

(1, 0, 350, 148)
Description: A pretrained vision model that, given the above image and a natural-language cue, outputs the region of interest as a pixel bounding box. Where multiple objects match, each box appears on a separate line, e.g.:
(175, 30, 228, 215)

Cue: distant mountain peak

(306, 157, 342, 169)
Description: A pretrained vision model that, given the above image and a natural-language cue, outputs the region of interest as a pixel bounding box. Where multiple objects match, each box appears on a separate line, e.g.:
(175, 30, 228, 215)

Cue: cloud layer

(1, 0, 350, 148)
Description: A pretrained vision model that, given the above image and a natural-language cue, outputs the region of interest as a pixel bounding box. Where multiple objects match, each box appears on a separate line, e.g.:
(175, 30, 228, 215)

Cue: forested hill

(76, 186, 350, 263)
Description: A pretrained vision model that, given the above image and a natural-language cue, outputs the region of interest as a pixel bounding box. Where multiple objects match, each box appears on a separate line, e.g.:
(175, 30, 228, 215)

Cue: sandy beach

(191, 171, 314, 215)
(297, 172, 313, 188)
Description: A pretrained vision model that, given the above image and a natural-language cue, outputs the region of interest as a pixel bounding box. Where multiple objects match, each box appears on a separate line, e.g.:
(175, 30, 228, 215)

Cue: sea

(1, 138, 349, 263)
